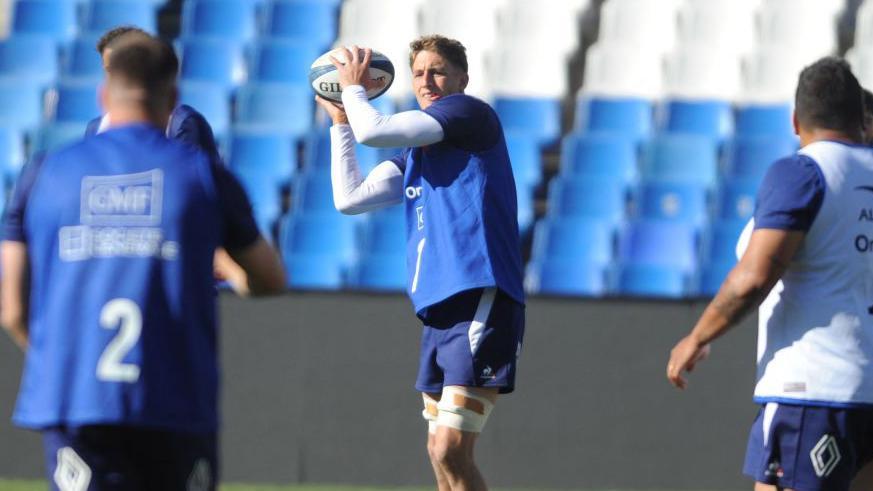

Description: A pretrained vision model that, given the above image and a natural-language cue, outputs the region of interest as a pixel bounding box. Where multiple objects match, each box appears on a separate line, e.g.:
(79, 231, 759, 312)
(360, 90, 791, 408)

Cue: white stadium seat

(664, 45, 742, 100)
(495, 0, 586, 58)
(338, 0, 422, 50)
(847, 46, 873, 91)
(855, 0, 873, 48)
(741, 44, 818, 103)
(489, 39, 569, 98)
(599, 0, 682, 57)
(582, 41, 664, 99)
(417, 0, 505, 53)
(677, 0, 758, 57)
(756, 0, 840, 58)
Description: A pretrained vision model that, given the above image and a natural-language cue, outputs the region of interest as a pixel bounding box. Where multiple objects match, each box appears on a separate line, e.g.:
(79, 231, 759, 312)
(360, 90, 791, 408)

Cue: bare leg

(424, 392, 452, 491)
(755, 482, 794, 491)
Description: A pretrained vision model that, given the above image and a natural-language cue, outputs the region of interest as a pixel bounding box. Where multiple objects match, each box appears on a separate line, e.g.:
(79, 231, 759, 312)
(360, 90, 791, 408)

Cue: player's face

(412, 50, 469, 110)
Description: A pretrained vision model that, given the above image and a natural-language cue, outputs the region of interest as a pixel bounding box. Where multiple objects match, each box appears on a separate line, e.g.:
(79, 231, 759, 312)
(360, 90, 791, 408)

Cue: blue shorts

(43, 425, 217, 491)
(743, 402, 873, 491)
(415, 287, 525, 395)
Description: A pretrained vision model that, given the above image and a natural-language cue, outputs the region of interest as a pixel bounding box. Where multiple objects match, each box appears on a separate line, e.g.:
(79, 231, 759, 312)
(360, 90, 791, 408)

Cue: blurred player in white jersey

(667, 57, 873, 491)
(316, 35, 525, 491)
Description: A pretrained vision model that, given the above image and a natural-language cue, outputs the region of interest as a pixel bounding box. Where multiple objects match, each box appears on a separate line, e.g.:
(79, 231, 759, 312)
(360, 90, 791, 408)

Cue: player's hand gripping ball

(309, 48, 394, 102)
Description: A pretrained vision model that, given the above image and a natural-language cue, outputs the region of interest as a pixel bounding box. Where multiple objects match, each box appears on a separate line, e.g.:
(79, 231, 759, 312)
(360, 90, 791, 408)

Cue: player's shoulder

(173, 104, 206, 123)
(432, 93, 494, 113)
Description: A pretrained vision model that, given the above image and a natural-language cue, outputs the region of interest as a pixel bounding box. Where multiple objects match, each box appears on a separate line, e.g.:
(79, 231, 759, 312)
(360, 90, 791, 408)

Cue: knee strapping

(435, 386, 494, 433)
(421, 394, 439, 434)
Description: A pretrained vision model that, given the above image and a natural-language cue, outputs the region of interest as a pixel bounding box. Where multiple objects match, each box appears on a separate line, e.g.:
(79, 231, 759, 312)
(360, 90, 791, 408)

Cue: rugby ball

(309, 48, 395, 103)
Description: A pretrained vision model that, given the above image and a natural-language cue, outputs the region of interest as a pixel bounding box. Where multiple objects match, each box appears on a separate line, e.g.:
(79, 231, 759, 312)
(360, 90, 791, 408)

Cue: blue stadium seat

(179, 81, 231, 140)
(494, 97, 561, 148)
(34, 122, 86, 154)
(181, 0, 257, 42)
(283, 253, 345, 290)
(0, 79, 44, 134)
(228, 126, 296, 186)
(250, 40, 322, 85)
(231, 165, 283, 234)
(294, 171, 338, 215)
(82, 0, 157, 34)
(64, 35, 104, 78)
(525, 259, 608, 296)
(0, 125, 25, 181)
(279, 212, 357, 270)
(11, 0, 77, 42)
(178, 37, 246, 91)
(616, 264, 689, 298)
(699, 260, 735, 296)
(703, 218, 747, 264)
(618, 220, 698, 271)
(236, 83, 314, 137)
(717, 177, 758, 220)
(351, 254, 406, 291)
(505, 130, 541, 190)
(725, 134, 798, 180)
(0, 35, 58, 88)
(264, 0, 338, 50)
(576, 97, 653, 143)
(735, 104, 793, 137)
(547, 175, 628, 223)
(642, 134, 718, 187)
(662, 99, 733, 143)
(635, 181, 708, 226)
(50, 78, 100, 123)
(303, 129, 383, 173)
(560, 131, 637, 183)
(361, 209, 405, 256)
(516, 183, 534, 234)
(530, 217, 615, 265)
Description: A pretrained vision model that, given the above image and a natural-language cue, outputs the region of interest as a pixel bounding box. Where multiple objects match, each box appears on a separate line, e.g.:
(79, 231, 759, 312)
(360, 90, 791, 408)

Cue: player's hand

(329, 45, 375, 91)
(315, 95, 348, 125)
(666, 335, 711, 390)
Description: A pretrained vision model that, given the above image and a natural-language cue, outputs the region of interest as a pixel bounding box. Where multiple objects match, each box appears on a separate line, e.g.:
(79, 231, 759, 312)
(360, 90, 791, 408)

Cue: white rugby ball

(309, 48, 394, 103)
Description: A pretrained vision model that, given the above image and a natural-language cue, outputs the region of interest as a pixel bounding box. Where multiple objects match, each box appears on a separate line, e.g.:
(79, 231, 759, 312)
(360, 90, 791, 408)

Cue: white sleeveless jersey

(749, 141, 873, 406)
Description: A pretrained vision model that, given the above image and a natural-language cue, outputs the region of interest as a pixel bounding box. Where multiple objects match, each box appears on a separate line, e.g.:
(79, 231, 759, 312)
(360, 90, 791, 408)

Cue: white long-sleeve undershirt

(330, 85, 447, 214)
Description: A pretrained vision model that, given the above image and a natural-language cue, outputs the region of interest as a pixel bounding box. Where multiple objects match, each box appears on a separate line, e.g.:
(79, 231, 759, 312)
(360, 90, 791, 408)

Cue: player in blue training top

(667, 57, 873, 491)
(84, 26, 221, 163)
(1, 37, 285, 490)
(316, 35, 525, 491)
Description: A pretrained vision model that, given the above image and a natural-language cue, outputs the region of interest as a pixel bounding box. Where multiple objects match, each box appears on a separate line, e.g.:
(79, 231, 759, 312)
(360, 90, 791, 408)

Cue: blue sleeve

(2, 153, 47, 242)
(388, 149, 409, 173)
(423, 95, 500, 152)
(753, 154, 825, 231)
(171, 106, 222, 163)
(209, 160, 260, 251)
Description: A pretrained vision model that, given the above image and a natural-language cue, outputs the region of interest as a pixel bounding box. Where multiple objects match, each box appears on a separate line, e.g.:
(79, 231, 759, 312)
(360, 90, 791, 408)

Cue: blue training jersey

(391, 94, 525, 313)
(3, 123, 259, 432)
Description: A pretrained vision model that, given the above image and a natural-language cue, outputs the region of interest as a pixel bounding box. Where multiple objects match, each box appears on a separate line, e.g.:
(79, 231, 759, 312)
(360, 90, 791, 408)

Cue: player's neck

(799, 127, 864, 147)
(106, 107, 170, 131)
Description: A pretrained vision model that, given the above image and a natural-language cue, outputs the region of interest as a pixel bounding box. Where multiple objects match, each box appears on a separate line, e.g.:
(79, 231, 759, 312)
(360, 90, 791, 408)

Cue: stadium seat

(662, 100, 733, 144)
(618, 220, 698, 271)
(235, 83, 313, 137)
(699, 260, 735, 296)
(734, 104, 794, 137)
(560, 131, 637, 184)
(742, 44, 815, 104)
(178, 37, 246, 91)
(11, 0, 77, 42)
(49, 79, 100, 123)
(495, 0, 583, 58)
(360, 207, 405, 256)
(575, 97, 653, 143)
(278, 213, 358, 283)
(494, 97, 562, 148)
(178, 81, 231, 140)
(0, 79, 44, 134)
(350, 253, 406, 291)
(582, 41, 664, 99)
(505, 130, 541, 190)
(418, 0, 502, 53)
(283, 253, 346, 290)
(227, 126, 296, 186)
(264, 0, 338, 50)
(516, 183, 534, 234)
(231, 165, 283, 234)
(725, 134, 798, 180)
(294, 172, 338, 215)
(641, 134, 718, 186)
(302, 129, 384, 174)
(0, 125, 25, 181)
(530, 217, 615, 265)
(757, 0, 838, 59)
(664, 46, 742, 101)
(490, 40, 570, 99)
(181, 0, 257, 42)
(82, 0, 157, 35)
(547, 175, 628, 224)
(717, 178, 759, 221)
(703, 218, 748, 264)
(525, 259, 609, 296)
(250, 40, 323, 85)
(0, 35, 59, 88)
(337, 0, 420, 49)
(64, 35, 104, 79)
(33, 122, 86, 155)
(598, 0, 681, 57)
(616, 264, 689, 298)
(634, 181, 708, 227)
(676, 0, 757, 56)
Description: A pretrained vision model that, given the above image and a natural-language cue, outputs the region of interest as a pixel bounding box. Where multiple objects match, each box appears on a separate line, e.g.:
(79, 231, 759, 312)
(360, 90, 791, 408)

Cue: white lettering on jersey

(405, 186, 423, 199)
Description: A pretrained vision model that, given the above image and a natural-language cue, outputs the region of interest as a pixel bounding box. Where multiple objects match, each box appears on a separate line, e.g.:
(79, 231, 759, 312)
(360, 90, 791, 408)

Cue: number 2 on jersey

(97, 298, 142, 383)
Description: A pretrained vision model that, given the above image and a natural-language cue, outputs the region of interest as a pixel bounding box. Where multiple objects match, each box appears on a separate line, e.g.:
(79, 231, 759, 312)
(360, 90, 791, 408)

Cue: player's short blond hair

(409, 35, 468, 73)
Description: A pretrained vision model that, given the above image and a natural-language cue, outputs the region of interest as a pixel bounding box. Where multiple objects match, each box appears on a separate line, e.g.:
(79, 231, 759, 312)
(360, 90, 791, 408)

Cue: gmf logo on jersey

(80, 169, 164, 226)
(810, 434, 841, 478)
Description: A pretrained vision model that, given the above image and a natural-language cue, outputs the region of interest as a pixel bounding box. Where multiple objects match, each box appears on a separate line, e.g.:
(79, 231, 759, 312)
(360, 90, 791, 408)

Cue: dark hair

(96, 26, 150, 55)
(409, 35, 468, 73)
(795, 57, 864, 134)
(106, 36, 178, 97)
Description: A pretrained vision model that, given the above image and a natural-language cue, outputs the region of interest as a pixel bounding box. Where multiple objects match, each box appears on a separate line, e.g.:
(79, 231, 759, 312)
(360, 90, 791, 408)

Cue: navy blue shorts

(415, 287, 525, 395)
(43, 425, 217, 491)
(743, 402, 873, 491)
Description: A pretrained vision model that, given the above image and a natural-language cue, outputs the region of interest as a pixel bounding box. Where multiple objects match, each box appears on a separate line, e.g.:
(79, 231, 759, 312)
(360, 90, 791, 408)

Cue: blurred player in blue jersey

(316, 35, 525, 491)
(667, 57, 873, 491)
(1, 36, 285, 490)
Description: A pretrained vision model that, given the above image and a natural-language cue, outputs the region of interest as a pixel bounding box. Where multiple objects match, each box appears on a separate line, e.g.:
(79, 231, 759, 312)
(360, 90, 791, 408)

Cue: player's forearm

(341, 85, 443, 147)
(689, 265, 772, 345)
(330, 125, 403, 214)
